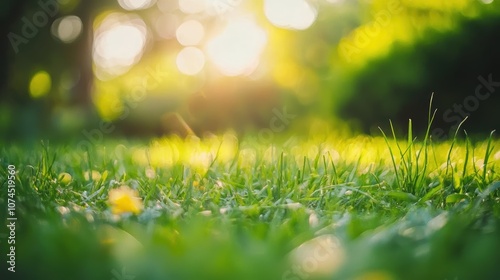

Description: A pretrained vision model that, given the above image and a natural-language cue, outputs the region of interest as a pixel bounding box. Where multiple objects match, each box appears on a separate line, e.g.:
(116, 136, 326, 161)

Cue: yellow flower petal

(84, 170, 102, 181)
(145, 167, 156, 179)
(108, 185, 143, 215)
(58, 172, 72, 184)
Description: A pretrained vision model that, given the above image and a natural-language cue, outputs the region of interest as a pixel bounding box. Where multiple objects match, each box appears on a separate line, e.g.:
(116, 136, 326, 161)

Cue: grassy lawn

(1, 127, 500, 280)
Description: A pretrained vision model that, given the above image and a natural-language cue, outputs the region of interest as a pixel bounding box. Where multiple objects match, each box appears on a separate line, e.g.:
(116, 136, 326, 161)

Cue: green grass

(1, 126, 499, 280)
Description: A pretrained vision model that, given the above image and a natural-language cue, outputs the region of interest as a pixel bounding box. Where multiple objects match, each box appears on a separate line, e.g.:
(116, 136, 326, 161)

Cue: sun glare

(93, 13, 148, 80)
(206, 18, 267, 76)
(264, 0, 317, 30)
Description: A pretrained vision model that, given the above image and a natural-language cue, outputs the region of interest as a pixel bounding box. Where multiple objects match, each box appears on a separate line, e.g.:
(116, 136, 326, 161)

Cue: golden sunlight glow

(178, 0, 207, 14)
(157, 0, 178, 12)
(93, 13, 148, 80)
(155, 13, 179, 39)
(273, 61, 302, 88)
(264, 0, 317, 30)
(92, 83, 123, 121)
(51, 15, 82, 43)
(206, 18, 267, 76)
(176, 19, 205, 46)
(326, 0, 345, 4)
(117, 0, 155, 10)
(176, 46, 205, 75)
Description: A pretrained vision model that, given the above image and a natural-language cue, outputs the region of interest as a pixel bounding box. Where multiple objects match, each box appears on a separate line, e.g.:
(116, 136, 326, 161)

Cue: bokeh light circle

(51, 15, 83, 43)
(176, 46, 205, 75)
(176, 19, 205, 46)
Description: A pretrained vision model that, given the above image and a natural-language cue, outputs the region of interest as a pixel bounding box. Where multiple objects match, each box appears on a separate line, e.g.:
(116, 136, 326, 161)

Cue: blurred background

(1, 0, 499, 142)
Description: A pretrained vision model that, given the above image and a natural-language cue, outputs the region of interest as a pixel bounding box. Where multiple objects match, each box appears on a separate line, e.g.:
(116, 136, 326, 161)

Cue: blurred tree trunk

(72, 2, 94, 108)
(0, 1, 26, 99)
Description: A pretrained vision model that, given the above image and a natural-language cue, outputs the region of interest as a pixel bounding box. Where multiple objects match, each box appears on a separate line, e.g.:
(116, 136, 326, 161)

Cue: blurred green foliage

(0, 0, 499, 141)
(334, 4, 500, 136)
